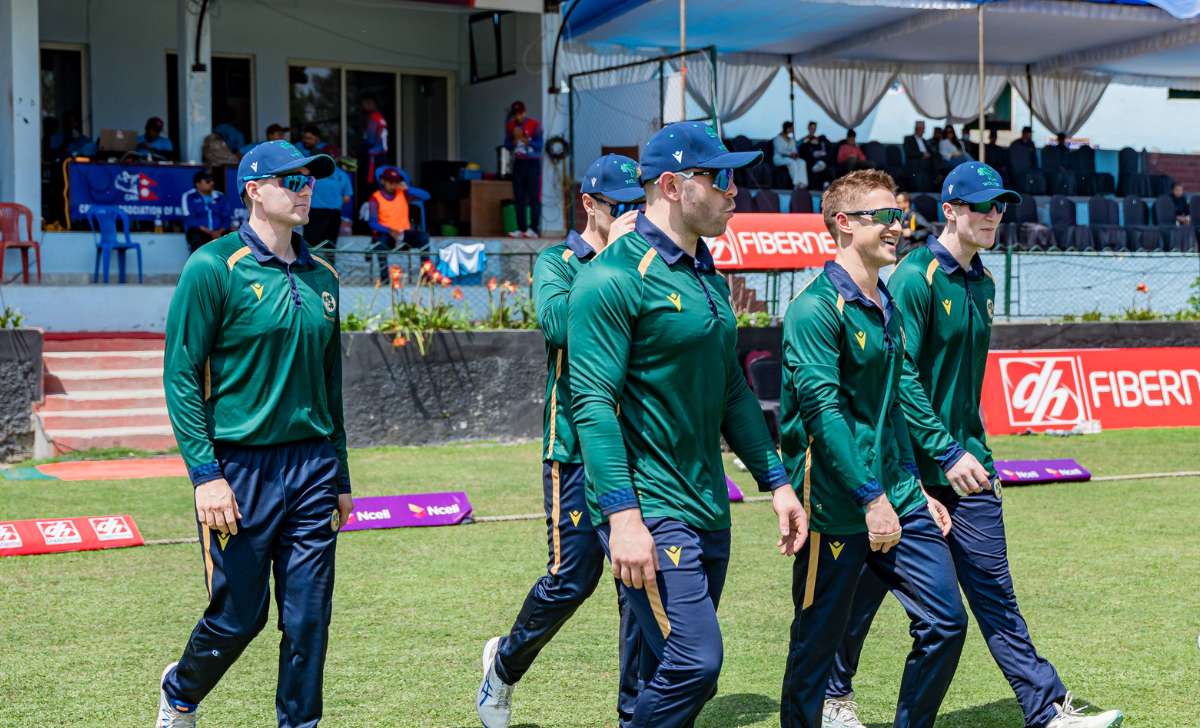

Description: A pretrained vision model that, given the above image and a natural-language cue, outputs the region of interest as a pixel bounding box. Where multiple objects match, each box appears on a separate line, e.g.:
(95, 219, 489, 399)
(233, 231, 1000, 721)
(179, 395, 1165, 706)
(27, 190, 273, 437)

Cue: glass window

(289, 65, 342, 151)
(40, 47, 85, 159)
(346, 69, 397, 165)
(469, 12, 516, 84)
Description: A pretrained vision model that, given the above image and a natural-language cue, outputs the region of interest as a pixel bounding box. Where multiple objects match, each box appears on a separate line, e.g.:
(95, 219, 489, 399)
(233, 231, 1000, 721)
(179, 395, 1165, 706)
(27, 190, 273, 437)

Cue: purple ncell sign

(340, 493, 473, 531)
(994, 459, 1091, 485)
(726, 477, 745, 502)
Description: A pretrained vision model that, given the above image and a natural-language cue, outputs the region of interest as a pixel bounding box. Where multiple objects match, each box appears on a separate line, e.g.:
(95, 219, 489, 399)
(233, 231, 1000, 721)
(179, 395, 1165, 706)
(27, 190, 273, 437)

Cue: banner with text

(706, 213, 835, 270)
(0, 515, 144, 557)
(982, 348, 1200, 435)
(994, 459, 1091, 484)
(68, 162, 209, 222)
(339, 492, 473, 531)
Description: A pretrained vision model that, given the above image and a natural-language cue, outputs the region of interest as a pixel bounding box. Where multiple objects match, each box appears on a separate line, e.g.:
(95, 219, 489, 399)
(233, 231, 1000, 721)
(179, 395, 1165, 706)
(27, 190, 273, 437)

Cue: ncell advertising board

(981, 348, 1200, 435)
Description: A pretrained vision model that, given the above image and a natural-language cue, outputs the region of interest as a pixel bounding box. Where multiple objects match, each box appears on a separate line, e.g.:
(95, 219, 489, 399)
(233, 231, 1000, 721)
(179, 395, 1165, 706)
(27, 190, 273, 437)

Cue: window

(469, 12, 516, 84)
(167, 52, 256, 150)
(1168, 89, 1200, 100)
(40, 45, 88, 159)
(290, 65, 343, 152)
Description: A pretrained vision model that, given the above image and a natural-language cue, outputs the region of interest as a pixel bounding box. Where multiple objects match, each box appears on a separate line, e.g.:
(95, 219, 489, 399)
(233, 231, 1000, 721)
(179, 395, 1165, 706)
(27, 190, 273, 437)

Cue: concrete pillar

(540, 10, 567, 237)
(177, 0, 212, 164)
(0, 0, 41, 220)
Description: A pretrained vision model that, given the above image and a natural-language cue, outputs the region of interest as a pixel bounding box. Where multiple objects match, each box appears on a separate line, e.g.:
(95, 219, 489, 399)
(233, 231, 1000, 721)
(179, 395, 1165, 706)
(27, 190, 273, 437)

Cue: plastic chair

(1152, 195, 1198, 251)
(86, 206, 143, 284)
(1048, 195, 1090, 250)
(788, 189, 814, 214)
(751, 189, 781, 213)
(1087, 195, 1124, 250)
(1011, 195, 1052, 250)
(747, 355, 783, 445)
(1121, 196, 1161, 251)
(0, 203, 41, 284)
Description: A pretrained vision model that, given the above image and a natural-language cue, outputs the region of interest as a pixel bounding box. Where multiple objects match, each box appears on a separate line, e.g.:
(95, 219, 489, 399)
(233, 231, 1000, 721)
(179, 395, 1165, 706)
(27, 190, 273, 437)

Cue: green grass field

(1, 428, 1198, 727)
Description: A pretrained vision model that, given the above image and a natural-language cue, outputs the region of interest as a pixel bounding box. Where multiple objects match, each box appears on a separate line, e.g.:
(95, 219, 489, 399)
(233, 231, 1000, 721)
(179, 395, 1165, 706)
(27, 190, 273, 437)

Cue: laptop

(98, 129, 138, 153)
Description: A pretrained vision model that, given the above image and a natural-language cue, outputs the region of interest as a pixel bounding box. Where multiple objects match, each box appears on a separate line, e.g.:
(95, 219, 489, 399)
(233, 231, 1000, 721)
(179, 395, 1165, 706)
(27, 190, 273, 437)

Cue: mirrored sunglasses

(844, 208, 904, 226)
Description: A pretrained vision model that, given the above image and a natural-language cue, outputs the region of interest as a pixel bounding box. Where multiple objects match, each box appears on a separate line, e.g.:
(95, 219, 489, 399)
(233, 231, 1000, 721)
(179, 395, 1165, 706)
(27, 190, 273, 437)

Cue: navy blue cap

(640, 122, 761, 182)
(580, 154, 645, 203)
(942, 161, 1021, 204)
(237, 140, 334, 194)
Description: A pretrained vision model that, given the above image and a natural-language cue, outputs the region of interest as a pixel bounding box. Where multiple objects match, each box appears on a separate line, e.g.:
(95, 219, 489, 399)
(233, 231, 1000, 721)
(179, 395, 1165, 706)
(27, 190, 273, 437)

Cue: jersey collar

(635, 212, 715, 271)
(240, 224, 314, 266)
(824, 260, 895, 324)
(565, 230, 597, 260)
(926, 236, 984, 280)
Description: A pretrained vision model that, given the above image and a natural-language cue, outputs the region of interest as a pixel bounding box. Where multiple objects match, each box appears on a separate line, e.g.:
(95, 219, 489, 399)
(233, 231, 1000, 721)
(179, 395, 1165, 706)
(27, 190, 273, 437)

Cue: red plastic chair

(0, 203, 41, 284)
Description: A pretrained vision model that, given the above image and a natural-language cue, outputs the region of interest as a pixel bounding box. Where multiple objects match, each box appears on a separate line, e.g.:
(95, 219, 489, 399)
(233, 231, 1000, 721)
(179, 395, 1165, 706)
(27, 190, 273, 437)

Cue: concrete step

(45, 426, 178, 456)
(45, 338, 166, 353)
(43, 368, 164, 394)
(43, 351, 165, 372)
(37, 407, 171, 431)
(36, 390, 168, 412)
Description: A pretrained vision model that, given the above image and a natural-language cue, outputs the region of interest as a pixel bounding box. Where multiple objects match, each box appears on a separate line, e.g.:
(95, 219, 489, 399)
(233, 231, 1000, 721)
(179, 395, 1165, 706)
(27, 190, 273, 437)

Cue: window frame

(468, 11, 517, 85)
(40, 42, 91, 137)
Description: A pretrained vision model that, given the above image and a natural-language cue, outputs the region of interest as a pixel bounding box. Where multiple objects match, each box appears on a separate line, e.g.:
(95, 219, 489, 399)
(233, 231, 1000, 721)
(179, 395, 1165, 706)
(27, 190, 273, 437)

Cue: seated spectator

(137, 117, 174, 158)
(903, 120, 934, 174)
(962, 124, 979, 159)
(239, 123, 287, 155)
(1010, 126, 1037, 159)
(301, 124, 327, 155)
(212, 106, 246, 156)
(1172, 182, 1191, 225)
(930, 126, 944, 149)
(985, 129, 1009, 178)
(896, 190, 932, 256)
(181, 170, 230, 253)
(304, 144, 354, 255)
(48, 109, 95, 160)
(938, 126, 970, 170)
(799, 120, 833, 187)
(836, 130, 875, 171)
(367, 167, 430, 281)
(772, 121, 808, 189)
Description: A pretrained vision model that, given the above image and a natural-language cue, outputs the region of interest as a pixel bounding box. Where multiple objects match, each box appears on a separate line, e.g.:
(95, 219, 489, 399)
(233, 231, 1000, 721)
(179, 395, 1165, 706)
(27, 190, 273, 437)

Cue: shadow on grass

(861, 698, 1024, 727)
(699, 692, 781, 727)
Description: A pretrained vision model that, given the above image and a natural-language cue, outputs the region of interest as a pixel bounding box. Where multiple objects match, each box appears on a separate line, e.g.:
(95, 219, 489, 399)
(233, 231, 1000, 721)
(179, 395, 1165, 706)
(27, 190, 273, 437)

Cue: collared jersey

(164, 227, 351, 492)
(568, 213, 787, 532)
(181, 189, 231, 232)
(890, 238, 997, 486)
(535, 231, 596, 464)
(780, 261, 924, 535)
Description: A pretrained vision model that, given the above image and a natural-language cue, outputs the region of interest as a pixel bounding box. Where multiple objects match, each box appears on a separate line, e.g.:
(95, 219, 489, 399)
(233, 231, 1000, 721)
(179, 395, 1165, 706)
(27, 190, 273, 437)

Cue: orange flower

(430, 270, 443, 283)
(527, 273, 534, 285)
(375, 280, 382, 290)
(393, 335, 408, 348)
(487, 277, 498, 292)
(452, 287, 464, 300)
(421, 260, 434, 272)
(1136, 282, 1149, 293)
(503, 280, 517, 294)
(391, 279, 402, 290)
(441, 277, 452, 288)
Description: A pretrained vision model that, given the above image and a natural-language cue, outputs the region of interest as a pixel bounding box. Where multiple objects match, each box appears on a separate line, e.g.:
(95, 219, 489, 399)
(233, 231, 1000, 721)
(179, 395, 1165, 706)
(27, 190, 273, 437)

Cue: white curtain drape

(668, 53, 781, 124)
(561, 41, 659, 91)
(900, 72, 1008, 124)
(1009, 71, 1111, 136)
(790, 62, 898, 130)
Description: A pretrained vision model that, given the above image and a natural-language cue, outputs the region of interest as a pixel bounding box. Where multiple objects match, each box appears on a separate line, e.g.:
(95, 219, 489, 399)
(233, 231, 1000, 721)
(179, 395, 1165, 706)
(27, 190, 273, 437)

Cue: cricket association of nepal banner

(69, 162, 208, 221)
(981, 348, 1200, 435)
(339, 493, 473, 531)
(0, 515, 143, 557)
(705, 213, 835, 270)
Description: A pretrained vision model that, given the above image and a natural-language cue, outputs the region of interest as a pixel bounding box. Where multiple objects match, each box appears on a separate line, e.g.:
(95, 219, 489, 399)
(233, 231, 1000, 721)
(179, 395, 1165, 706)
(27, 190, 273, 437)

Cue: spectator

(239, 123, 287, 155)
(304, 144, 354, 255)
(962, 124, 979, 159)
(1010, 126, 1037, 156)
(356, 92, 389, 187)
(504, 100, 543, 238)
(301, 124, 326, 155)
(367, 167, 429, 281)
(896, 190, 932, 256)
(903, 120, 933, 175)
(181, 169, 230, 254)
(836, 130, 875, 171)
(212, 106, 246, 156)
(337, 154, 358, 237)
(48, 110, 95, 160)
(772, 121, 808, 189)
(137, 116, 174, 157)
(799, 121, 833, 188)
(930, 126, 944, 150)
(985, 129, 1009, 179)
(1050, 132, 1073, 173)
(938, 126, 970, 170)
(1172, 182, 1191, 225)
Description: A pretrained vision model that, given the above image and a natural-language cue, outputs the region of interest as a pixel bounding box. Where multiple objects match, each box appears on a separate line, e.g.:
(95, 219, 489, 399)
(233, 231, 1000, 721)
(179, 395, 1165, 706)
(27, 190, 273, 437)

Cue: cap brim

(698, 150, 762, 170)
(279, 154, 335, 179)
(602, 187, 646, 203)
(959, 188, 1021, 204)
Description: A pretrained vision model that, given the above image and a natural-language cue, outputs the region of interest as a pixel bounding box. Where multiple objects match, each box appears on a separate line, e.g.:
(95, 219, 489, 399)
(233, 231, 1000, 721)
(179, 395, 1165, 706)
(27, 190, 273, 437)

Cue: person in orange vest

(367, 166, 429, 282)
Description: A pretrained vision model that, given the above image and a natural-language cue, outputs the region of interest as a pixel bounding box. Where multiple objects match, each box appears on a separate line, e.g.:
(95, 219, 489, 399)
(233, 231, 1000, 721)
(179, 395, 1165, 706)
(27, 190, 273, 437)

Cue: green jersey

(780, 261, 924, 536)
(534, 232, 596, 464)
(890, 239, 997, 486)
(568, 214, 788, 532)
(164, 227, 351, 492)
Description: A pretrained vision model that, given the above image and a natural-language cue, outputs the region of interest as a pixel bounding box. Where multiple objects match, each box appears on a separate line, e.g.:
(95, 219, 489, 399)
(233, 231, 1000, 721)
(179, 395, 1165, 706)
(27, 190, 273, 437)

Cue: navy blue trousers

(827, 487, 1066, 727)
(599, 517, 730, 728)
(512, 158, 541, 233)
(163, 438, 342, 728)
(782, 508, 967, 728)
(496, 462, 647, 725)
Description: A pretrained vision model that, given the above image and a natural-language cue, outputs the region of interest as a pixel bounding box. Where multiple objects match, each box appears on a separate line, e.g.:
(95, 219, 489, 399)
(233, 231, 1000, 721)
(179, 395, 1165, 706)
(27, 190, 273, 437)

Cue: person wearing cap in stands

(137, 116, 174, 157)
(304, 144, 354, 257)
(367, 166, 430, 282)
(504, 101, 544, 238)
(567, 123, 806, 728)
(157, 140, 352, 728)
(477, 154, 648, 728)
(820, 162, 1125, 728)
(239, 123, 287, 155)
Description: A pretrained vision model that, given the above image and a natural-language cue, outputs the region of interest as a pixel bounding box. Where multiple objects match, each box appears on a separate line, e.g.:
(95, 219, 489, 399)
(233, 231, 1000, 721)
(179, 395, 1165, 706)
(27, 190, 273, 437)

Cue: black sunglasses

(675, 168, 734, 192)
(843, 208, 904, 226)
(243, 173, 316, 193)
(951, 199, 1007, 215)
(591, 196, 641, 217)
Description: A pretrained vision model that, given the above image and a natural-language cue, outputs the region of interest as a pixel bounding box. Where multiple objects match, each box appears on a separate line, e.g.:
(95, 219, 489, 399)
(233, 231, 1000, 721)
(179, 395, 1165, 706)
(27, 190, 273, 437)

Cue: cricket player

(779, 170, 968, 728)
(823, 162, 1125, 728)
(157, 140, 353, 728)
(568, 123, 809, 728)
(477, 154, 647, 728)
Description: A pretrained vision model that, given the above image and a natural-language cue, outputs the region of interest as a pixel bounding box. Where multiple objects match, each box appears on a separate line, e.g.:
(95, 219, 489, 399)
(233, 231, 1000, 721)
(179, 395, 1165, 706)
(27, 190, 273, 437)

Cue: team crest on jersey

(987, 299, 995, 319)
(331, 508, 340, 532)
(322, 291, 336, 313)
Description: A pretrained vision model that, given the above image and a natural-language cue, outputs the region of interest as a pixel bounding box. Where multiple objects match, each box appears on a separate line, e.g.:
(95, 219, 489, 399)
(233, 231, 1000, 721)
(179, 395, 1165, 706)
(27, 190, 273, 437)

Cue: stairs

(35, 335, 176, 457)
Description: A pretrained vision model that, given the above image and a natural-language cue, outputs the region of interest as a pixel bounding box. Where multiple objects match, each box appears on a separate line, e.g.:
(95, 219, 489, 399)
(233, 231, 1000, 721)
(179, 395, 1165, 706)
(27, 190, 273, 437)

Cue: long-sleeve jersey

(181, 189, 231, 232)
(568, 213, 788, 532)
(163, 226, 351, 493)
(504, 118, 544, 160)
(780, 260, 924, 535)
(357, 111, 389, 156)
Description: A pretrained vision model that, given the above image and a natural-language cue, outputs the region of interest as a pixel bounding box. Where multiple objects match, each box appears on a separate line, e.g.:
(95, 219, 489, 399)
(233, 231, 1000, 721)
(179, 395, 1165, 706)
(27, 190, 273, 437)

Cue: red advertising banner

(0, 515, 144, 557)
(707, 213, 835, 270)
(981, 348, 1200, 435)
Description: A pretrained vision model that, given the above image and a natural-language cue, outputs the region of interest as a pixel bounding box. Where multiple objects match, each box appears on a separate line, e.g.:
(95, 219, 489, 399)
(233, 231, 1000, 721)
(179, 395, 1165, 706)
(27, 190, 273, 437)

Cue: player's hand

(773, 485, 808, 556)
(608, 508, 658, 590)
(924, 490, 952, 536)
(195, 478, 242, 536)
(945, 451, 992, 496)
(607, 211, 639, 245)
(336, 494, 354, 531)
(864, 494, 901, 553)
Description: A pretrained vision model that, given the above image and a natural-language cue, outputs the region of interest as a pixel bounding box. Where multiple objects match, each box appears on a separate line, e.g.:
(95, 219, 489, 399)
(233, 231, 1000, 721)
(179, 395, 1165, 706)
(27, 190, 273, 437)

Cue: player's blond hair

(821, 169, 898, 236)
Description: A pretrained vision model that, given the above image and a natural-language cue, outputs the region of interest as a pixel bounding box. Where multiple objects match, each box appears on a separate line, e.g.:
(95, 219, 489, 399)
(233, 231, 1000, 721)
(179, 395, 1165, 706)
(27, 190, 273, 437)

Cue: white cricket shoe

(523, 229, 539, 238)
(156, 662, 199, 727)
(508, 230, 524, 238)
(823, 696, 864, 727)
(1046, 691, 1124, 728)
(476, 637, 514, 728)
